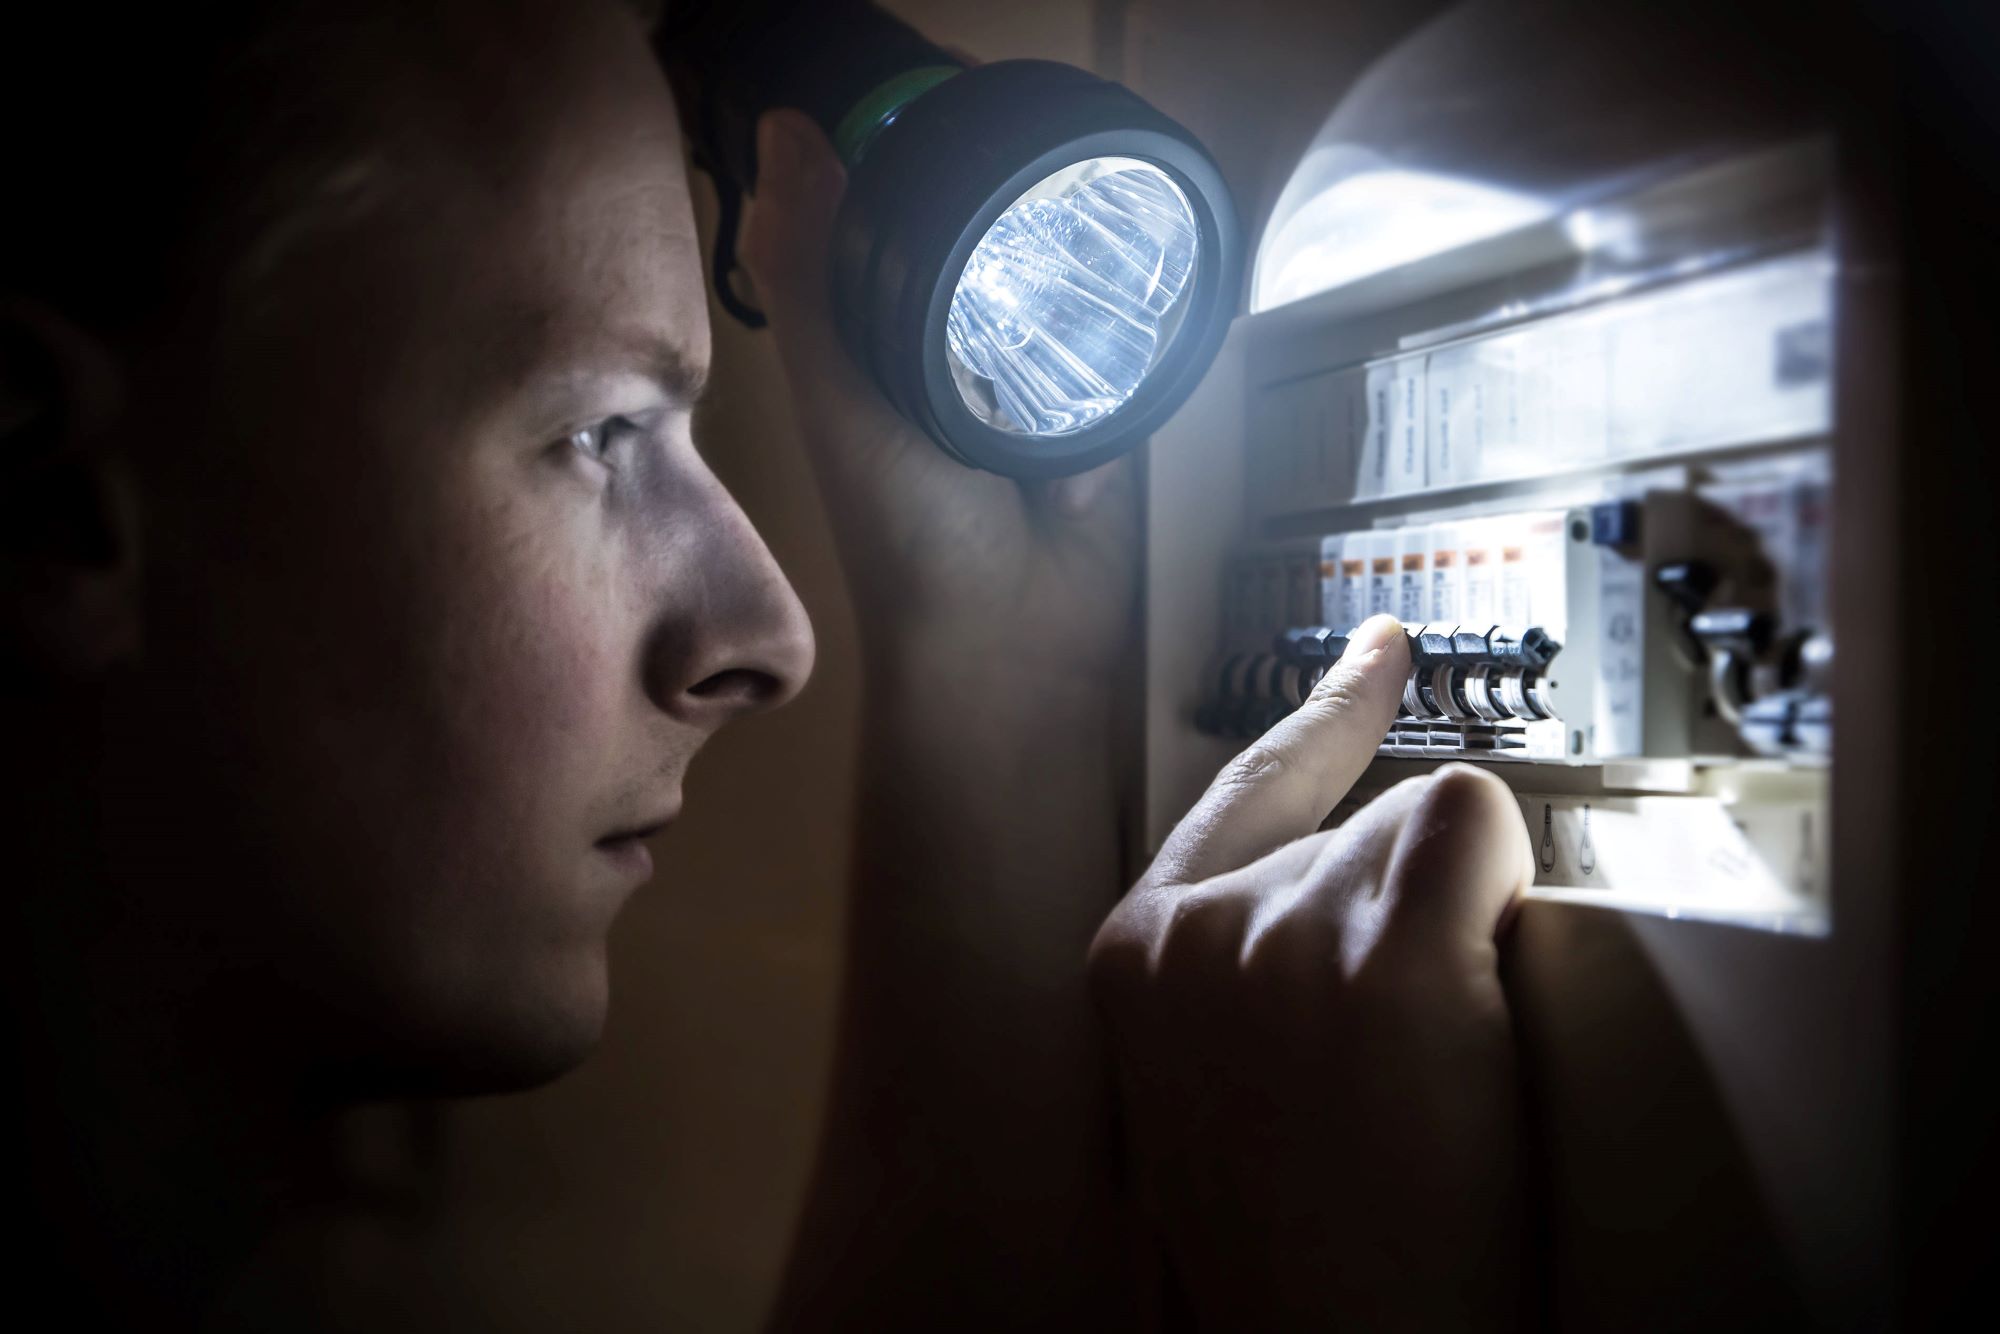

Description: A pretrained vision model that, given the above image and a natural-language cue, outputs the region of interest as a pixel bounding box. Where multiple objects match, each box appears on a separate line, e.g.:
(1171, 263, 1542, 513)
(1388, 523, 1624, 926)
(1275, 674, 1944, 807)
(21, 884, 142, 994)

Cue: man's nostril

(687, 667, 780, 708)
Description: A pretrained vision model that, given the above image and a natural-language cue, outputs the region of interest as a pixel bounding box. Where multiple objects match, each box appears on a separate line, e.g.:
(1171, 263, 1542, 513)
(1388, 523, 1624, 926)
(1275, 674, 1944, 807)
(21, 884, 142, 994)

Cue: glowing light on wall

(1252, 147, 1552, 313)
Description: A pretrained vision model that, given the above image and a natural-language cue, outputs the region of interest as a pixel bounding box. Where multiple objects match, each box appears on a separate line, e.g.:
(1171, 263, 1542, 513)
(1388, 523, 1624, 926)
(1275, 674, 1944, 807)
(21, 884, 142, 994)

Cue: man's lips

(595, 808, 678, 878)
(598, 816, 674, 845)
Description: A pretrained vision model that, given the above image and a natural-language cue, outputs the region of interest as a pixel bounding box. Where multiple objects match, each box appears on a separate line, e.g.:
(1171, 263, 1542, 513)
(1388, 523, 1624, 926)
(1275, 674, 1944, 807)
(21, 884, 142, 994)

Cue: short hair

(2, 0, 660, 330)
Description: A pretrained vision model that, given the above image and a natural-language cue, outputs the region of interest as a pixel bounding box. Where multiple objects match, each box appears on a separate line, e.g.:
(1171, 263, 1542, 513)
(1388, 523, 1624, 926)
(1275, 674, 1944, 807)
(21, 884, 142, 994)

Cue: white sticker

(1318, 534, 1343, 626)
(1428, 524, 1464, 624)
(1462, 520, 1499, 625)
(1426, 343, 1488, 489)
(1355, 363, 1396, 500)
(1390, 359, 1427, 494)
(1396, 526, 1430, 622)
(1336, 533, 1371, 633)
(1595, 546, 1646, 759)
(1367, 531, 1398, 618)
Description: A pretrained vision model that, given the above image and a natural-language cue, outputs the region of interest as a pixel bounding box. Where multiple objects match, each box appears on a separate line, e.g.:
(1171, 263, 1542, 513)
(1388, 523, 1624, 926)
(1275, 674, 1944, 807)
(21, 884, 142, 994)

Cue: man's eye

(564, 415, 641, 463)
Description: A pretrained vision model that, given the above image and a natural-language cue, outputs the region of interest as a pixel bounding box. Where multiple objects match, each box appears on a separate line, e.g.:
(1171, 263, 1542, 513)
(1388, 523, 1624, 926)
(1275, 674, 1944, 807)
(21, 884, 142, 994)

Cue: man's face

(112, 3, 813, 1093)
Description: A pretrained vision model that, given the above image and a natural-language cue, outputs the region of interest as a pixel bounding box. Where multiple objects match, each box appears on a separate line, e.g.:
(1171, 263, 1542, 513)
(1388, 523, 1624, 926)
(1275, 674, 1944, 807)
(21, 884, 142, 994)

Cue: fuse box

(1147, 140, 1836, 934)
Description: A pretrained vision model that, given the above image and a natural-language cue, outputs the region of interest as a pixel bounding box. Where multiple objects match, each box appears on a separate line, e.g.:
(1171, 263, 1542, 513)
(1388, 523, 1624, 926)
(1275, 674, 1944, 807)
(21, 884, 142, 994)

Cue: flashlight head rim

(830, 59, 1244, 480)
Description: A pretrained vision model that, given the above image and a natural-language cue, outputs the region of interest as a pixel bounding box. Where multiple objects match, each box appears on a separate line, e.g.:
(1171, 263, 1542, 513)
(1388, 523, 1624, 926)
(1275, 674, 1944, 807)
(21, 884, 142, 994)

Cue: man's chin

(429, 1025, 604, 1098)
(325, 964, 612, 1101)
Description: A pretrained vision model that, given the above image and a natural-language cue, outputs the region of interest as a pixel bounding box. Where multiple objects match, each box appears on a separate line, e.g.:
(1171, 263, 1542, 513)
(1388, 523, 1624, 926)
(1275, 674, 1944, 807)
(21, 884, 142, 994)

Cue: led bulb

(945, 157, 1199, 439)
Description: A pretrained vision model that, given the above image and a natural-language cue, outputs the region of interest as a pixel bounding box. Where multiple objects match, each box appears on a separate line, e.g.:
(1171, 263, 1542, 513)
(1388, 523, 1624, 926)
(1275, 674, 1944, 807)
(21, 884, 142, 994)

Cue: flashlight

(658, 1, 1243, 480)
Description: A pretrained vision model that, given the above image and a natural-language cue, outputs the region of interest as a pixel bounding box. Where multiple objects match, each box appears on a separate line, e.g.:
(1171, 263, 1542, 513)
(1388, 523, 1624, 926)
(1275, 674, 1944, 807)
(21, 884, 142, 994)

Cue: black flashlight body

(658, 0, 961, 193)
(657, 1, 962, 327)
(657, 1, 1243, 479)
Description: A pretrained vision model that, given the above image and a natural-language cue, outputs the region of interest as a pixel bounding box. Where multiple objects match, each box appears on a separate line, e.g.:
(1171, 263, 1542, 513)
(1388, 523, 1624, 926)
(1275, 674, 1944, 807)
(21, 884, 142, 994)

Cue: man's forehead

(207, 0, 719, 423)
(498, 38, 710, 371)
(217, 0, 700, 311)
(515, 202, 712, 378)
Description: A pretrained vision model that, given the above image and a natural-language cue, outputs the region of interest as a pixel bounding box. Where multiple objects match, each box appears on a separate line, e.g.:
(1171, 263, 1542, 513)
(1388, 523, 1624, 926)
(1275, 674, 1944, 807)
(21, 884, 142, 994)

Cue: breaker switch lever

(1273, 626, 1346, 662)
(1689, 607, 1777, 727)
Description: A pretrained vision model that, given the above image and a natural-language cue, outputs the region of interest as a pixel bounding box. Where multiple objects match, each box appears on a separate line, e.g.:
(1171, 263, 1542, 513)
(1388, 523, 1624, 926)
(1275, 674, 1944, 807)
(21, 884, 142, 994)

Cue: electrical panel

(1148, 141, 1836, 934)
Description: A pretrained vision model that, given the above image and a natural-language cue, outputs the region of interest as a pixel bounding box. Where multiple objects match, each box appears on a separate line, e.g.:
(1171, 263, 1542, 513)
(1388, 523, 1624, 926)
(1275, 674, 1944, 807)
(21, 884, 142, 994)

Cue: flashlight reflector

(944, 158, 1200, 439)
(822, 59, 1241, 478)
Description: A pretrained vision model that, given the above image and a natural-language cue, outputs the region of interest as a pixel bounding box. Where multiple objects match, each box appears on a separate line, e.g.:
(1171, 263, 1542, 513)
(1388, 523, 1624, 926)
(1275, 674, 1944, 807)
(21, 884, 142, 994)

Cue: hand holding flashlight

(660, 1, 1239, 478)
(1090, 615, 1532, 1329)
(742, 109, 1139, 681)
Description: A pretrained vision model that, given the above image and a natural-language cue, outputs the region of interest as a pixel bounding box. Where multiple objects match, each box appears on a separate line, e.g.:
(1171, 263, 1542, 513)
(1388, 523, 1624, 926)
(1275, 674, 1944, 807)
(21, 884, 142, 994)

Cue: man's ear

(1, 303, 140, 680)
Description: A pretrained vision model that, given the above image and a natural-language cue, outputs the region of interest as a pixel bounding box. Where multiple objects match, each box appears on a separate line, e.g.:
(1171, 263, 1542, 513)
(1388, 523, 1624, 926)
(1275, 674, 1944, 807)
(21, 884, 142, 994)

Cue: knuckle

(1237, 918, 1309, 987)
(1087, 906, 1151, 997)
(1302, 664, 1368, 714)
(1386, 772, 1439, 800)
(1239, 898, 1353, 1004)
(1414, 761, 1513, 829)
(1088, 883, 1239, 1003)
(1157, 889, 1214, 956)
(1154, 887, 1241, 986)
(1220, 739, 1290, 790)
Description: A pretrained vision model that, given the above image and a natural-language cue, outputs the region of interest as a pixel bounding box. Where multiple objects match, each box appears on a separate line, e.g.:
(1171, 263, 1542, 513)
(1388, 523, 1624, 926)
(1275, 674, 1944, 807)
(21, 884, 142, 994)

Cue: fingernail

(1341, 613, 1404, 662)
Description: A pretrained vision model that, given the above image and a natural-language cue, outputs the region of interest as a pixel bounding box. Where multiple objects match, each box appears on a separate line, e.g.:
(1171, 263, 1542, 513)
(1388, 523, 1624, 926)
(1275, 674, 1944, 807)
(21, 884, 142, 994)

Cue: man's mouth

(595, 810, 677, 879)
(599, 816, 673, 845)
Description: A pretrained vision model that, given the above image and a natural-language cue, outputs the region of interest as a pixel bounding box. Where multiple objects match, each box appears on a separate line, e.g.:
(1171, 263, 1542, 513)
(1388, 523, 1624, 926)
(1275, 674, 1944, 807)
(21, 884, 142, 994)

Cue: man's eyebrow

(631, 333, 710, 406)
(497, 321, 712, 421)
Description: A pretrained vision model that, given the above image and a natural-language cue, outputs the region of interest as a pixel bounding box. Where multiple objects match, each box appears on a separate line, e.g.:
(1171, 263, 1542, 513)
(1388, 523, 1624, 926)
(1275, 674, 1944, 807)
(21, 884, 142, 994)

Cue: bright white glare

(1562, 206, 1643, 258)
(946, 158, 1199, 438)
(1253, 154, 1551, 312)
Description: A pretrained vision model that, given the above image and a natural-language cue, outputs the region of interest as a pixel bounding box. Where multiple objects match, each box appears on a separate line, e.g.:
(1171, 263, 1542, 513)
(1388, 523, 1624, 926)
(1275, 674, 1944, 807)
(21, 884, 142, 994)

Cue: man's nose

(641, 479, 815, 731)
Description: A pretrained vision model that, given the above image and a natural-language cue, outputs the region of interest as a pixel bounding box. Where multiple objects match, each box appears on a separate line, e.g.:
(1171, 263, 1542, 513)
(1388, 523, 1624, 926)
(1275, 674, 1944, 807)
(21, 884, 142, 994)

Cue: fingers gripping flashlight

(657, 1, 1244, 480)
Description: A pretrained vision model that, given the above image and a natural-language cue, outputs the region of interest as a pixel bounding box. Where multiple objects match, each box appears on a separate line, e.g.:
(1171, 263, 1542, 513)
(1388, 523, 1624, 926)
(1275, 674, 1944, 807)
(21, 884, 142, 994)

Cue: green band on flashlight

(832, 64, 962, 165)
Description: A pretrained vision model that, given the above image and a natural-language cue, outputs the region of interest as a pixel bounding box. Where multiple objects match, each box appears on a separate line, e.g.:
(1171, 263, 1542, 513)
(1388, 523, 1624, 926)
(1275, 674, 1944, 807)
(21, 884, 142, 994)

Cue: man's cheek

(455, 547, 630, 795)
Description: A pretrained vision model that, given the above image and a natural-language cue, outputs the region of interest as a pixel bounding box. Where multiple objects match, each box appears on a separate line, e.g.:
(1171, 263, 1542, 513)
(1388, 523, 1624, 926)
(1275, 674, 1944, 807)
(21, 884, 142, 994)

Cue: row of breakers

(1197, 622, 1573, 760)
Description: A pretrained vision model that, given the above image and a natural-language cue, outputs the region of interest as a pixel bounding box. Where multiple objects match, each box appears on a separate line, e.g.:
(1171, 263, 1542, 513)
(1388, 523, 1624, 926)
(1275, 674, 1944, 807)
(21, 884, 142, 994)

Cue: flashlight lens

(945, 157, 1199, 438)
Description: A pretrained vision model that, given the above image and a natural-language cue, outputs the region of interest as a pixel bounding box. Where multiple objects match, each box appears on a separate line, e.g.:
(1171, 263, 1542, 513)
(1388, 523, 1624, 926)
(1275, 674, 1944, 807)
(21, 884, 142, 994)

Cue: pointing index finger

(1149, 614, 1409, 889)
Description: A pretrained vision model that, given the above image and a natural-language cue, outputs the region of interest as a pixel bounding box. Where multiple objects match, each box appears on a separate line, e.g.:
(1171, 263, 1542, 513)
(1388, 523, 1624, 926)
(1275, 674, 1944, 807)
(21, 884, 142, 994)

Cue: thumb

(1148, 614, 1409, 889)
